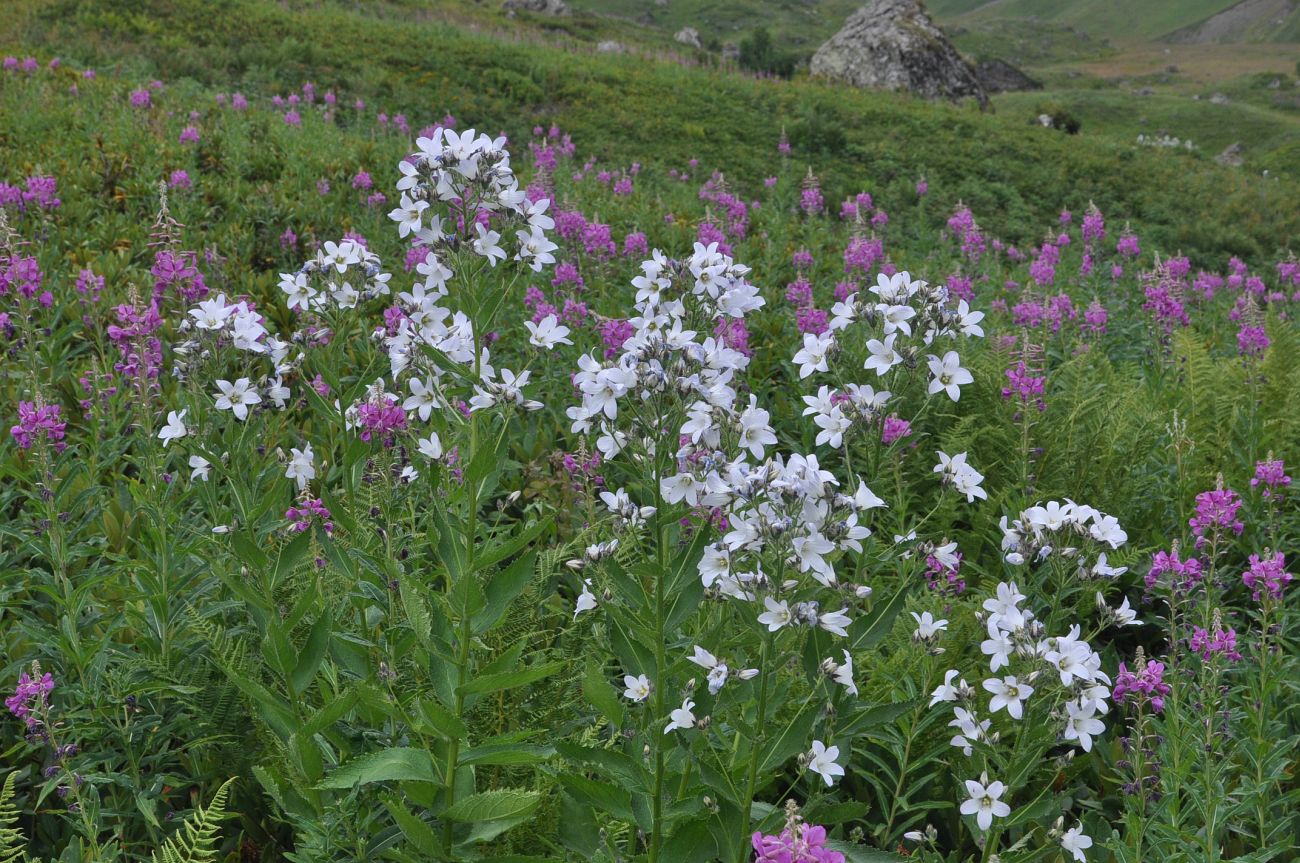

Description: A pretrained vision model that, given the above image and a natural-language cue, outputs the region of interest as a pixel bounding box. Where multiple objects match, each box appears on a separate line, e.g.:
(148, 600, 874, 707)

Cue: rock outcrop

(501, 0, 569, 16)
(974, 58, 1041, 94)
(675, 27, 702, 49)
(810, 0, 988, 108)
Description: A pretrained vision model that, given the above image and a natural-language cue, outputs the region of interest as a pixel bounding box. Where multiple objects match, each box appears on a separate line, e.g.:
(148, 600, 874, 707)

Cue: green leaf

(474, 517, 552, 573)
(459, 743, 555, 767)
(837, 700, 918, 738)
(849, 586, 910, 652)
(384, 796, 444, 858)
(472, 550, 536, 634)
(659, 818, 718, 863)
(444, 789, 541, 844)
(272, 529, 313, 588)
(759, 701, 820, 773)
(457, 660, 563, 697)
(415, 697, 468, 742)
(290, 613, 332, 693)
(316, 747, 439, 789)
(556, 774, 635, 823)
(824, 840, 905, 863)
(582, 659, 625, 725)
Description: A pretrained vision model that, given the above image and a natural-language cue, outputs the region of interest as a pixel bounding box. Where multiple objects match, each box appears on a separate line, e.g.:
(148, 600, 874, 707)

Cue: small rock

(1215, 142, 1244, 167)
(1037, 113, 1054, 128)
(596, 40, 625, 54)
(501, 0, 569, 14)
(1209, 92, 1230, 105)
(674, 27, 702, 49)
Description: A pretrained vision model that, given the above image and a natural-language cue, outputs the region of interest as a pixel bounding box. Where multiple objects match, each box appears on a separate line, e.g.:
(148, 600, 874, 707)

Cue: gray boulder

(810, 0, 988, 108)
(1215, 142, 1244, 167)
(974, 58, 1041, 94)
(501, 0, 569, 16)
(675, 27, 702, 49)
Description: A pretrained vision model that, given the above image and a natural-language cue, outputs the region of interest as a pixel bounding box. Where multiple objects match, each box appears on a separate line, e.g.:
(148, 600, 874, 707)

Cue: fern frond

(150, 778, 236, 863)
(0, 773, 29, 863)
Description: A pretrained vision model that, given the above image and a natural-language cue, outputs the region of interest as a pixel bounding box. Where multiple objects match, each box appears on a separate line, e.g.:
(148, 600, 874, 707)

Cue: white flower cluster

(999, 499, 1128, 576)
(792, 271, 983, 402)
(389, 127, 556, 272)
(278, 239, 392, 312)
(697, 457, 885, 639)
(569, 242, 764, 462)
(177, 293, 302, 423)
(930, 581, 1113, 834)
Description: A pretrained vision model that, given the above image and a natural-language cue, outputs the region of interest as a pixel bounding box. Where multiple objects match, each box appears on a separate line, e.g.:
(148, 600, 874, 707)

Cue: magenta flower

(6, 670, 55, 729)
(1188, 487, 1244, 548)
(1242, 552, 1291, 601)
(1113, 660, 1170, 713)
(1251, 458, 1291, 499)
(752, 822, 844, 863)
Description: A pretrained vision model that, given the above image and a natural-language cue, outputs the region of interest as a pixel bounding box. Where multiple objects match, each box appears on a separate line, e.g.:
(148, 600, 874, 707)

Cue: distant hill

(565, 0, 1300, 53)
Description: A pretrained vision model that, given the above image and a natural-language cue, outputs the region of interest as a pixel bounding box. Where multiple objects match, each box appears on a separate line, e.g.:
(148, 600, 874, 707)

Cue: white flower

(960, 777, 1010, 831)
(574, 579, 597, 620)
(926, 351, 973, 401)
(664, 698, 696, 733)
(864, 333, 902, 376)
(213, 378, 260, 421)
(515, 227, 558, 272)
(983, 675, 1034, 720)
(286, 443, 316, 491)
(190, 295, 235, 330)
(818, 608, 852, 638)
(956, 300, 985, 337)
(911, 611, 947, 640)
(417, 432, 443, 460)
(1062, 699, 1105, 752)
(980, 622, 1014, 672)
(1061, 823, 1093, 862)
(158, 410, 187, 446)
(806, 740, 844, 786)
(929, 669, 965, 706)
(525, 314, 573, 350)
(661, 472, 702, 506)
(758, 597, 791, 632)
(404, 377, 440, 421)
(188, 455, 211, 482)
(830, 650, 857, 696)
(472, 223, 506, 266)
(279, 272, 316, 310)
(388, 194, 428, 239)
(793, 332, 833, 379)
(622, 674, 651, 703)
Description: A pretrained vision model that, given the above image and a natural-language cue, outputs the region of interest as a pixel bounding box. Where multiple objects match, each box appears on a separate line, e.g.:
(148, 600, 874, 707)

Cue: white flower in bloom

(188, 455, 211, 482)
(737, 397, 776, 459)
(286, 443, 316, 491)
(661, 471, 702, 506)
(516, 227, 558, 272)
(981, 622, 1014, 672)
(1062, 699, 1105, 752)
(983, 675, 1034, 720)
(526, 314, 573, 350)
(930, 669, 965, 706)
(830, 650, 858, 696)
(213, 378, 260, 421)
(472, 223, 506, 266)
(417, 432, 443, 460)
(158, 410, 187, 446)
(1061, 824, 1093, 862)
(807, 740, 844, 786)
(818, 607, 852, 638)
(911, 611, 948, 639)
(955, 300, 985, 337)
(758, 597, 792, 632)
(279, 272, 316, 310)
(934, 451, 987, 502)
(960, 777, 1010, 831)
(926, 351, 973, 401)
(190, 294, 235, 330)
(388, 194, 428, 238)
(794, 332, 833, 379)
(404, 377, 440, 421)
(864, 333, 902, 376)
(573, 579, 597, 620)
(622, 674, 651, 703)
(664, 698, 696, 733)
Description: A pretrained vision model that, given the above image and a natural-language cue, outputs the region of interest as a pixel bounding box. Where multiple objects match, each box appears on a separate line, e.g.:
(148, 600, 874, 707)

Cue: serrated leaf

(457, 660, 562, 697)
(316, 747, 439, 789)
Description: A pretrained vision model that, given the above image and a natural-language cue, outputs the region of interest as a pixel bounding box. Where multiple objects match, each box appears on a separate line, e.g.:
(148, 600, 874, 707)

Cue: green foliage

(151, 779, 235, 863)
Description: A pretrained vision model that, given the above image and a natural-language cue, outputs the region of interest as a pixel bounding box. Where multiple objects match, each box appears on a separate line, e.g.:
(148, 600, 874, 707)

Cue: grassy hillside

(3, 0, 1298, 264)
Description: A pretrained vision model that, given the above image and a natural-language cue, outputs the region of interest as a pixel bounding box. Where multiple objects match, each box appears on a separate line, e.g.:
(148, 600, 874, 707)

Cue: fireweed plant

(1, 55, 1299, 863)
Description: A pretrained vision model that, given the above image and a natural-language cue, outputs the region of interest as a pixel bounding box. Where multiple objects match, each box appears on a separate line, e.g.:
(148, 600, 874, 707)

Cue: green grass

(3, 0, 1298, 264)
(929, 0, 1281, 42)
